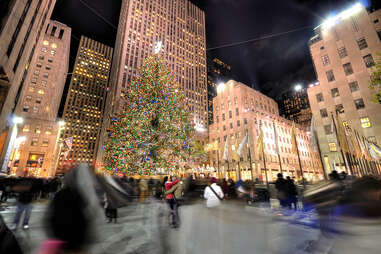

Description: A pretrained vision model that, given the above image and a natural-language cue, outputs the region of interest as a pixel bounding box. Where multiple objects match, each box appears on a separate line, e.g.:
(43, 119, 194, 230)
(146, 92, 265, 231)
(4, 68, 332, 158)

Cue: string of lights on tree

(103, 52, 194, 175)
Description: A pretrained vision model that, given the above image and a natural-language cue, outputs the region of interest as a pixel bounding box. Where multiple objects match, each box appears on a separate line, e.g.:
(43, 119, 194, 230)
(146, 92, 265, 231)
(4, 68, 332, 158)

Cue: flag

(309, 116, 318, 152)
(233, 138, 240, 161)
(291, 121, 297, 154)
(336, 113, 349, 154)
(366, 140, 381, 160)
(64, 150, 70, 159)
(237, 133, 249, 157)
(346, 127, 361, 158)
(257, 126, 264, 156)
(65, 137, 73, 150)
(273, 123, 280, 155)
(223, 138, 229, 161)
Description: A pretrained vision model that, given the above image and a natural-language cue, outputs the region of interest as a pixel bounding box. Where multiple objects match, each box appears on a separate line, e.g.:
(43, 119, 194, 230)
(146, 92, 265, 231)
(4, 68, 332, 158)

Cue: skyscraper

(58, 36, 113, 174)
(9, 20, 71, 177)
(0, 0, 56, 135)
(277, 86, 312, 127)
(307, 3, 381, 172)
(207, 53, 233, 124)
(98, 0, 207, 163)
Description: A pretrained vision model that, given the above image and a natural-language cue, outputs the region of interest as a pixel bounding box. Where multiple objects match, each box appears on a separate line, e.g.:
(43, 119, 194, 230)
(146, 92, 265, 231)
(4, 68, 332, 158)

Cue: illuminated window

(51, 43, 57, 49)
(360, 117, 371, 128)
(38, 89, 44, 95)
(41, 80, 47, 86)
(335, 104, 344, 114)
(329, 142, 337, 152)
(42, 140, 49, 147)
(42, 47, 47, 52)
(45, 127, 52, 135)
(31, 138, 38, 146)
(35, 126, 41, 134)
(51, 50, 56, 56)
(43, 40, 49, 46)
(23, 106, 29, 112)
(33, 106, 39, 113)
(23, 124, 30, 132)
(25, 95, 32, 102)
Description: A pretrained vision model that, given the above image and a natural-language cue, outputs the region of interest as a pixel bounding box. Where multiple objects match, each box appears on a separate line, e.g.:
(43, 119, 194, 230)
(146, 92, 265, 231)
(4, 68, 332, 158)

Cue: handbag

(208, 186, 223, 201)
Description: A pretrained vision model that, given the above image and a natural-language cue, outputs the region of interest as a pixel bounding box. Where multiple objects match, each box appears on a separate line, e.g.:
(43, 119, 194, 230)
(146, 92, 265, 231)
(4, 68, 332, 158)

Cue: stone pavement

(1, 198, 320, 254)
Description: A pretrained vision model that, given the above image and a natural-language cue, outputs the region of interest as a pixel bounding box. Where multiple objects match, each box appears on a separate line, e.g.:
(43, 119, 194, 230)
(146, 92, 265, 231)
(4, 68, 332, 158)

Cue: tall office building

(9, 21, 71, 177)
(57, 36, 112, 174)
(0, 0, 56, 148)
(278, 86, 312, 127)
(209, 80, 323, 181)
(207, 53, 233, 124)
(307, 3, 381, 172)
(98, 0, 207, 163)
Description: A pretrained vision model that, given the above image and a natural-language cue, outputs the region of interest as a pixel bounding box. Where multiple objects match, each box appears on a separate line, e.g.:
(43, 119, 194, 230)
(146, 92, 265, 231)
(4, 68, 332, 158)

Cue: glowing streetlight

(12, 116, 23, 125)
(322, 2, 362, 30)
(217, 82, 225, 93)
(294, 84, 303, 92)
(58, 120, 65, 127)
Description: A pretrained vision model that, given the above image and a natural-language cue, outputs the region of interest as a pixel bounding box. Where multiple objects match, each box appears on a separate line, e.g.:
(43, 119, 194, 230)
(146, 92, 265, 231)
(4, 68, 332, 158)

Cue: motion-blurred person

(204, 177, 224, 208)
(104, 193, 118, 223)
(39, 164, 103, 254)
(1, 184, 11, 203)
(227, 178, 236, 199)
(221, 178, 229, 197)
(286, 176, 298, 210)
(319, 176, 381, 254)
(139, 178, 148, 203)
(165, 176, 180, 227)
(275, 173, 288, 208)
(0, 214, 23, 254)
(11, 180, 34, 230)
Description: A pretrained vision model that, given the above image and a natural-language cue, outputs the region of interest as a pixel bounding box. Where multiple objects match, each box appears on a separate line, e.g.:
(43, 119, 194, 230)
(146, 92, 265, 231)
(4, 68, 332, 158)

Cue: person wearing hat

(204, 177, 224, 208)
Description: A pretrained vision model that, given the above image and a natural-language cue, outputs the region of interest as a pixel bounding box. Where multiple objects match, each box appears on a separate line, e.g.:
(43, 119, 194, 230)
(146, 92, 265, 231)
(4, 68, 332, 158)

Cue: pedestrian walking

(204, 177, 224, 208)
(275, 173, 288, 208)
(11, 180, 34, 230)
(164, 175, 180, 227)
(286, 176, 298, 210)
(104, 193, 118, 223)
(221, 178, 229, 197)
(139, 178, 149, 203)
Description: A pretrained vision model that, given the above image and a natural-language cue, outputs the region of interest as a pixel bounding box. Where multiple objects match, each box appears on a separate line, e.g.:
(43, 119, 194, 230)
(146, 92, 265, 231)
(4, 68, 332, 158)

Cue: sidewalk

(245, 198, 319, 228)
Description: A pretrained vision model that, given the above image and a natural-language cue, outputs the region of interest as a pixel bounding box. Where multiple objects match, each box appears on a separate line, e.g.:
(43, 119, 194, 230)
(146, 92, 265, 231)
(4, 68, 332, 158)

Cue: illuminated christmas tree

(103, 53, 194, 175)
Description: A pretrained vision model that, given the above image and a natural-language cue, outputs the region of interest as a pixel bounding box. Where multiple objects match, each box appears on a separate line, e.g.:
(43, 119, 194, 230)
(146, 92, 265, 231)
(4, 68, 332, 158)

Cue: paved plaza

(1, 198, 321, 254)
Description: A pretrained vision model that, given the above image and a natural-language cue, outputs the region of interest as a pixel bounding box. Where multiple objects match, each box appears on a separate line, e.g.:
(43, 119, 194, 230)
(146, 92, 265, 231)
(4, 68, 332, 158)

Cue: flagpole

(237, 160, 241, 180)
(272, 121, 283, 174)
(217, 149, 220, 179)
(331, 113, 349, 173)
(294, 131, 305, 187)
(262, 147, 270, 191)
(248, 146, 254, 180)
(313, 128, 327, 180)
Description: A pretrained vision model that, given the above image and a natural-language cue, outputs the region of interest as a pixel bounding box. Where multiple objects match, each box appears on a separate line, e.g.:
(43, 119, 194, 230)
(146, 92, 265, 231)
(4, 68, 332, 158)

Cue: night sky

(52, 0, 380, 102)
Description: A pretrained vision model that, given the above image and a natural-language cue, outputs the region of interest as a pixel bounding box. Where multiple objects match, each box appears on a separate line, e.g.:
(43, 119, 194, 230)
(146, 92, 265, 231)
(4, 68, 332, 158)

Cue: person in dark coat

(104, 193, 118, 223)
(286, 176, 298, 210)
(0, 214, 23, 254)
(275, 173, 288, 208)
(11, 180, 34, 229)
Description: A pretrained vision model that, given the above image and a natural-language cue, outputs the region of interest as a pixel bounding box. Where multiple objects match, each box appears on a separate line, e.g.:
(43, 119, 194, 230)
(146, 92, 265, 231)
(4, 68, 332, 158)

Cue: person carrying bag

(204, 177, 224, 208)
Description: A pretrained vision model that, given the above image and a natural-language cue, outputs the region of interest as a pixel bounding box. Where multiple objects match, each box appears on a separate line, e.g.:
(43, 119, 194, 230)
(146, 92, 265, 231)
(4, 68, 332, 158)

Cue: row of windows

(323, 117, 371, 137)
(324, 54, 374, 82)
(316, 81, 360, 103)
(319, 98, 365, 118)
(22, 124, 52, 134)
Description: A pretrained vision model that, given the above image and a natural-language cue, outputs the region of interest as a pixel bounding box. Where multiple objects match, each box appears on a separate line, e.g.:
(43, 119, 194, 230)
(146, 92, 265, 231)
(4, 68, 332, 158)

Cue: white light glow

(58, 120, 65, 127)
(195, 123, 207, 132)
(154, 41, 162, 54)
(294, 84, 303, 92)
(12, 116, 23, 125)
(217, 82, 225, 93)
(322, 3, 362, 30)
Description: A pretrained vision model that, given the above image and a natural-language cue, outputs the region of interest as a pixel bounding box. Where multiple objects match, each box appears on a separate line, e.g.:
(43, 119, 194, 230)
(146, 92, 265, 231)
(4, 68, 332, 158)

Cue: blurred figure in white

(204, 177, 224, 208)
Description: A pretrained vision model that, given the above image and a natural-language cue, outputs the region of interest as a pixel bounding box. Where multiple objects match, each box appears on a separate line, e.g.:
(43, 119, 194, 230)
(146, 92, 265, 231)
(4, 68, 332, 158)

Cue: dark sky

(52, 0, 380, 101)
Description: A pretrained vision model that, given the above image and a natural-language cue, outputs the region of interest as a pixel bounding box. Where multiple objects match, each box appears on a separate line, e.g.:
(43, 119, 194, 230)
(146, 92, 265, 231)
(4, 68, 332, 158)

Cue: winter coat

(164, 181, 184, 200)
(165, 180, 179, 200)
(204, 183, 224, 208)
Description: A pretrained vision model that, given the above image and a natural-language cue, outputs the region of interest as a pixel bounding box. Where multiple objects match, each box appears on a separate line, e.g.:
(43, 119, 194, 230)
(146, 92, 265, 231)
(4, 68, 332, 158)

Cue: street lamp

(294, 84, 303, 92)
(217, 82, 225, 93)
(12, 116, 23, 125)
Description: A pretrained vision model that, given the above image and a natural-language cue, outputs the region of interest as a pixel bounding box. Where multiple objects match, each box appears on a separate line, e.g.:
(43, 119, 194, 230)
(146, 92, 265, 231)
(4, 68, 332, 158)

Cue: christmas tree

(103, 54, 194, 175)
